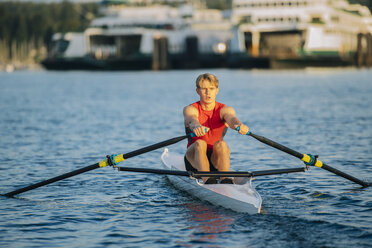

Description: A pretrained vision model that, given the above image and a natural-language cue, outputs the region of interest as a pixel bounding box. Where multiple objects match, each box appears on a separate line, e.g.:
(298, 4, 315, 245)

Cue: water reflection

(177, 203, 235, 247)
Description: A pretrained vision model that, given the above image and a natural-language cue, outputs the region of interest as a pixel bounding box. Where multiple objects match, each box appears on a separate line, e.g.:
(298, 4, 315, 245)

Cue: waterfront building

(230, 0, 372, 67)
(42, 0, 372, 70)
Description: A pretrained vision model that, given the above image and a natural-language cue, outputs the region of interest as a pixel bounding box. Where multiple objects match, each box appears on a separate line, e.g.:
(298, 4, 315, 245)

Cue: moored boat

(161, 148, 262, 214)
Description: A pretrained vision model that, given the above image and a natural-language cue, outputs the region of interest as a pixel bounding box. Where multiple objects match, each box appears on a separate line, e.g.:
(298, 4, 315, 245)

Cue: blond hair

(195, 73, 219, 88)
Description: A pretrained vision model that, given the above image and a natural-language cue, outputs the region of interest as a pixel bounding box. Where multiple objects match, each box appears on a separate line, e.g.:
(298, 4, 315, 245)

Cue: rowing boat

(161, 148, 262, 214)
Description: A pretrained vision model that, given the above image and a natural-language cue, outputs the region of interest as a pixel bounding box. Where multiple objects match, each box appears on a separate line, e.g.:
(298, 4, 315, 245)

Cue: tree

(0, 1, 99, 63)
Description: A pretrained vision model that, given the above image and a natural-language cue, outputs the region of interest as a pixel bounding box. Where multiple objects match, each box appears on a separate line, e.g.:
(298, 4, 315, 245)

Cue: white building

(231, 0, 372, 60)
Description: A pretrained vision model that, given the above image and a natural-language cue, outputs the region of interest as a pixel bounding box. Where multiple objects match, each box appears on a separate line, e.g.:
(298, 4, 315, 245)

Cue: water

(0, 68, 371, 247)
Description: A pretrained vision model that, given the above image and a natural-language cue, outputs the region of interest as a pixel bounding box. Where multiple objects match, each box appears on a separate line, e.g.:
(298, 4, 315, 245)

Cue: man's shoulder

(183, 104, 198, 115)
(220, 105, 235, 115)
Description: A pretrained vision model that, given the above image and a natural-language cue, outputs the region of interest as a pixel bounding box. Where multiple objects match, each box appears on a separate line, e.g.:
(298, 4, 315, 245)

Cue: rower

(183, 73, 249, 184)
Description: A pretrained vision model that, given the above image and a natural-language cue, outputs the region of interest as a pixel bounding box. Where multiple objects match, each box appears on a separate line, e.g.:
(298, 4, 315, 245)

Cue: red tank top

(187, 101, 227, 150)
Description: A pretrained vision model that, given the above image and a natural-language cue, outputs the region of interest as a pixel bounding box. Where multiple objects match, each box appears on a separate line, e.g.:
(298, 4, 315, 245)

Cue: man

(184, 73, 249, 184)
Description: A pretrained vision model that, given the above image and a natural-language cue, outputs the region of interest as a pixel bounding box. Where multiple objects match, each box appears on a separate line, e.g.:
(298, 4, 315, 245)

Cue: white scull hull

(161, 148, 262, 214)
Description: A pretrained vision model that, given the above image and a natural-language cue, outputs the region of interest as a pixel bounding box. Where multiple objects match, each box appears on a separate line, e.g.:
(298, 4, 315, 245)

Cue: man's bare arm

(220, 106, 249, 135)
(183, 105, 209, 136)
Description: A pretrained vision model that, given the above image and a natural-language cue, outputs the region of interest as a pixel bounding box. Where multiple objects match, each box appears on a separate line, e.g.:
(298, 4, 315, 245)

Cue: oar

(117, 166, 305, 177)
(3, 135, 188, 197)
(236, 127, 370, 187)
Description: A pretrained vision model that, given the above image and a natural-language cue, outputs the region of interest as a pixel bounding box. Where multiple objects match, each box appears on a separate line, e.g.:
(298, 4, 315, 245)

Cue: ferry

(42, 1, 236, 70)
(41, 0, 372, 70)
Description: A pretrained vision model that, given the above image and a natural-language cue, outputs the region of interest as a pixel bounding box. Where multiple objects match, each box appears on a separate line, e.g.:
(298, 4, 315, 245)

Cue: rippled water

(0, 68, 371, 247)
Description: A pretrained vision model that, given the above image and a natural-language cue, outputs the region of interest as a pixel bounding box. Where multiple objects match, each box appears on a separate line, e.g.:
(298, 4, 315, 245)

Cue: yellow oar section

(99, 154, 125, 168)
(301, 154, 323, 168)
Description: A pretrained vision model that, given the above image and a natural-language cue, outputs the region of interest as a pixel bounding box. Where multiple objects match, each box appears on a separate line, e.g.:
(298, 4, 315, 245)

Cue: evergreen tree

(0, 1, 99, 63)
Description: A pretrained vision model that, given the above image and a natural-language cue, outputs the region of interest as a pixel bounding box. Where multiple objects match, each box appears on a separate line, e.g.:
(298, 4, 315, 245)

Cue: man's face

(196, 80, 219, 105)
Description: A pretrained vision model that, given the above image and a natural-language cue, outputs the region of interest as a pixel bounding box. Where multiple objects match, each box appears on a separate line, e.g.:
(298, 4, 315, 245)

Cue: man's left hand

(236, 124, 249, 135)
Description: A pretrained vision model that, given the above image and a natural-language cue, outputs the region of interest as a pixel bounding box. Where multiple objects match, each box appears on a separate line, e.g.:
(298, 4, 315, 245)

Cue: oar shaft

(193, 168, 304, 177)
(249, 132, 303, 159)
(117, 166, 305, 178)
(251, 167, 305, 177)
(123, 135, 187, 159)
(321, 163, 369, 187)
(193, 169, 305, 177)
(3, 135, 189, 197)
(249, 132, 370, 187)
(118, 166, 190, 176)
(3, 163, 100, 197)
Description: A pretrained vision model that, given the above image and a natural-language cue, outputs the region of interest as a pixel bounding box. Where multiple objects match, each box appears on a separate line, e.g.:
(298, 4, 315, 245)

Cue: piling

(366, 33, 372, 67)
(356, 33, 365, 67)
(184, 36, 199, 68)
(152, 36, 169, 70)
(356, 33, 372, 67)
